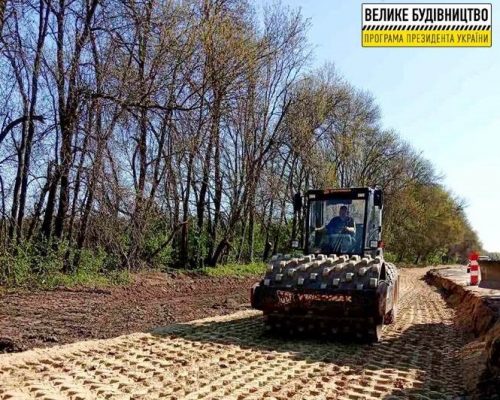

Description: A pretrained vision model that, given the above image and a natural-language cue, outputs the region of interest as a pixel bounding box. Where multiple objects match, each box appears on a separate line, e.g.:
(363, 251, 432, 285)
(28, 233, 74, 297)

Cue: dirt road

(0, 268, 468, 399)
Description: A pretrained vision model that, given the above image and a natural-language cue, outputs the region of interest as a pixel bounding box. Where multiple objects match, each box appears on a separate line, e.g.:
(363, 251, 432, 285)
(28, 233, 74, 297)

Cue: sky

(276, 0, 500, 252)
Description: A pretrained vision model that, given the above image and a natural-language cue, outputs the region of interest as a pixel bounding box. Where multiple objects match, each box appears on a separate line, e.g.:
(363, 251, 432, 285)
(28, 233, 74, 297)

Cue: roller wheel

(264, 315, 286, 335)
(366, 324, 383, 343)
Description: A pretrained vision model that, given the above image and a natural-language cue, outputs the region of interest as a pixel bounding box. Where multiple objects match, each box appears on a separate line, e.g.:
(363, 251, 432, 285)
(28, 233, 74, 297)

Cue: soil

(0, 268, 473, 400)
(426, 266, 500, 398)
(0, 272, 258, 353)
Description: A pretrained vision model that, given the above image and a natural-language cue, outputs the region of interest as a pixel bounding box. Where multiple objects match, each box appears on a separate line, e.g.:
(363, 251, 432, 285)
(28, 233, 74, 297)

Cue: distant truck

(478, 255, 491, 261)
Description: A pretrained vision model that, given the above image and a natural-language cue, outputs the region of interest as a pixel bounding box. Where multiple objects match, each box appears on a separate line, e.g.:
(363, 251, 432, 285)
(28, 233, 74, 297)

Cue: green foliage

(187, 222, 210, 268)
(0, 243, 32, 286)
(383, 251, 397, 264)
(35, 268, 130, 289)
(0, 241, 129, 289)
(384, 183, 482, 264)
(143, 227, 173, 267)
(200, 262, 266, 278)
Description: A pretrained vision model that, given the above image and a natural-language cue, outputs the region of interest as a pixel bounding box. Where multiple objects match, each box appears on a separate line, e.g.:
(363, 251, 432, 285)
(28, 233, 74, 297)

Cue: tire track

(0, 268, 466, 400)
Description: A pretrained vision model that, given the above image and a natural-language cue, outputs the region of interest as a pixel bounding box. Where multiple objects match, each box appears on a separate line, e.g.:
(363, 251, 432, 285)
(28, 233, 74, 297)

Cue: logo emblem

(362, 3, 492, 47)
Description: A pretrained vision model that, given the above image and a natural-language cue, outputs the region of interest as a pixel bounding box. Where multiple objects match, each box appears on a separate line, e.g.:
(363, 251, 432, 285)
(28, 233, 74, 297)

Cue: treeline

(0, 0, 480, 283)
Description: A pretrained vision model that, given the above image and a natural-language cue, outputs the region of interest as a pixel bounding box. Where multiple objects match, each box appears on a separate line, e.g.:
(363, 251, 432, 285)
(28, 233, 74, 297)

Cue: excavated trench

(426, 267, 500, 399)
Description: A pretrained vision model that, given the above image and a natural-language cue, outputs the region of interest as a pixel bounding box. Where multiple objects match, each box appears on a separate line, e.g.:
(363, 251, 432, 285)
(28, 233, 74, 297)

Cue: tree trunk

(9, 117, 28, 240)
(16, 0, 50, 241)
(27, 162, 53, 240)
(41, 169, 59, 239)
(54, 121, 72, 240)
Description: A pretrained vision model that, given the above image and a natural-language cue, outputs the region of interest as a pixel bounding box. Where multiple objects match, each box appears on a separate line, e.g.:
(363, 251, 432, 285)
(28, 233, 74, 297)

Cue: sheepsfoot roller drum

(251, 187, 400, 342)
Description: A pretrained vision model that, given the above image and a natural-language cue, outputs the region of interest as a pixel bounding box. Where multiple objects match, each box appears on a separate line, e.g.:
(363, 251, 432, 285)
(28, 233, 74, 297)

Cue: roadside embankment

(426, 266, 500, 398)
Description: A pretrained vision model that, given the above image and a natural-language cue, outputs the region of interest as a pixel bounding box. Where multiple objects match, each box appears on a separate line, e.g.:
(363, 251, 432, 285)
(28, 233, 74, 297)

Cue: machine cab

(304, 187, 383, 257)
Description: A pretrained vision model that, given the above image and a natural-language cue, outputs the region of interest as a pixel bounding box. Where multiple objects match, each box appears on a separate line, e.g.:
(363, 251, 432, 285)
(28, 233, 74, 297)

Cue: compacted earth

(0, 268, 481, 399)
(0, 272, 257, 353)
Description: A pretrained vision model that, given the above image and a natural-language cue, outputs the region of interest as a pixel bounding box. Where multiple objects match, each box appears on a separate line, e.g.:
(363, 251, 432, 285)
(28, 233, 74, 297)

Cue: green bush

(200, 262, 266, 277)
(0, 241, 129, 289)
(0, 243, 32, 286)
(143, 229, 173, 267)
(384, 251, 397, 263)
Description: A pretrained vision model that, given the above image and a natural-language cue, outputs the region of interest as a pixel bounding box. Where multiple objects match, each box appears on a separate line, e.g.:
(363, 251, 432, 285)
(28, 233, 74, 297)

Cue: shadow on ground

(152, 313, 466, 399)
